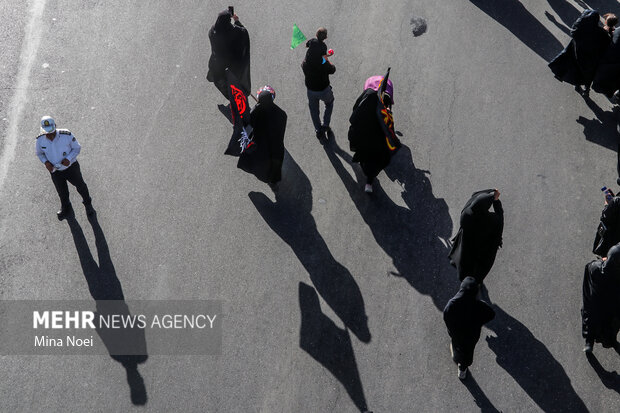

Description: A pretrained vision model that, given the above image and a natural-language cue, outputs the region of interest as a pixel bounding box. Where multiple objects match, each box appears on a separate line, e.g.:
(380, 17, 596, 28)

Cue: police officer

(35, 116, 95, 220)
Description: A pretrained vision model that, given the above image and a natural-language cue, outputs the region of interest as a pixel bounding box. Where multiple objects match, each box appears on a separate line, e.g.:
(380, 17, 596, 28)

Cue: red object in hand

(327, 49, 334, 56)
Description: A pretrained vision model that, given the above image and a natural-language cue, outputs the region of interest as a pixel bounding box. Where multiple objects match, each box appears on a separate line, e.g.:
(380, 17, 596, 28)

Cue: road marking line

(0, 0, 47, 190)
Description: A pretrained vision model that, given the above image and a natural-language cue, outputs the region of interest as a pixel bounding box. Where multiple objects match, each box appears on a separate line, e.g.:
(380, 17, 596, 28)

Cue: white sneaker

(364, 184, 373, 193)
(458, 366, 467, 380)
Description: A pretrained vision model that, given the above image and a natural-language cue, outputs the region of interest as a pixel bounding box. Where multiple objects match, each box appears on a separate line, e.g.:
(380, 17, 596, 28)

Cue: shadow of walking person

(468, 0, 565, 62)
(248, 151, 371, 343)
(485, 304, 589, 412)
(577, 96, 620, 152)
(462, 373, 501, 413)
(66, 216, 148, 406)
(586, 352, 620, 394)
(546, 0, 582, 33)
(299, 282, 370, 412)
(324, 138, 457, 311)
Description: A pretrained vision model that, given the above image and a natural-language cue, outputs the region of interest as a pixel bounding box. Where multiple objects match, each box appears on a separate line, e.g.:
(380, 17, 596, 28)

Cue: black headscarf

(213, 10, 233, 33)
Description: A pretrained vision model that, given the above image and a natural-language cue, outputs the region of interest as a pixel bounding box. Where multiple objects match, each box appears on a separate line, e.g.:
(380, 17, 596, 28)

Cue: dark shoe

(574, 85, 583, 94)
(57, 205, 74, 221)
(322, 125, 333, 139)
(84, 203, 96, 216)
(583, 339, 594, 353)
(315, 129, 326, 141)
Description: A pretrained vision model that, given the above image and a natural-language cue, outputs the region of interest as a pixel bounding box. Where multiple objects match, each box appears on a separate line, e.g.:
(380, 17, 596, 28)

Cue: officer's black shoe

(57, 205, 74, 221)
(84, 203, 96, 217)
(315, 129, 326, 141)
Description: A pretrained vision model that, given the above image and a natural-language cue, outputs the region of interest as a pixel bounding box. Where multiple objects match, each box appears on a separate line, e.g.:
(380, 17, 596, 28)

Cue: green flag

(291, 24, 307, 49)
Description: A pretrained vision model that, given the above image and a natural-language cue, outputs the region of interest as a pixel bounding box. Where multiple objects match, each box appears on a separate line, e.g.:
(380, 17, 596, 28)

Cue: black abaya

(443, 277, 495, 368)
(448, 189, 504, 282)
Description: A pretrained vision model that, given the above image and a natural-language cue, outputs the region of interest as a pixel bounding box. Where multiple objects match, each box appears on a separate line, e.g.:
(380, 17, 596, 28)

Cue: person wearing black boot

(35, 116, 95, 220)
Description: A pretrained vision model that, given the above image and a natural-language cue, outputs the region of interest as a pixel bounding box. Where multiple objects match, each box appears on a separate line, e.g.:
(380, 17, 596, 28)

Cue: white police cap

(40, 116, 56, 134)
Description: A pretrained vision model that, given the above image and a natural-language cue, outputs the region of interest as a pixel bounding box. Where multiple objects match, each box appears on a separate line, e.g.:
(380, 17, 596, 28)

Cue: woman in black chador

(347, 75, 399, 194)
(207, 9, 251, 98)
(582, 243, 620, 353)
(443, 277, 495, 379)
(237, 86, 287, 189)
(549, 9, 613, 96)
(448, 189, 504, 283)
(592, 14, 620, 98)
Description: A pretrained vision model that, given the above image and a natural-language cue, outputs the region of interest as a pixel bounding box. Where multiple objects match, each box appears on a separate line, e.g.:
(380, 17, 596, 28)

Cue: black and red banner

(224, 69, 254, 157)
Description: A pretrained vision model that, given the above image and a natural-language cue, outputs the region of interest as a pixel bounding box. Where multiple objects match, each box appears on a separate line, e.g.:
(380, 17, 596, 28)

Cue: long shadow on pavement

(546, 0, 582, 32)
(468, 0, 565, 62)
(586, 352, 620, 394)
(299, 282, 370, 412)
(248, 151, 371, 343)
(324, 138, 457, 311)
(462, 373, 501, 413)
(485, 304, 588, 412)
(578, 96, 619, 152)
(67, 215, 148, 406)
(577, 96, 620, 180)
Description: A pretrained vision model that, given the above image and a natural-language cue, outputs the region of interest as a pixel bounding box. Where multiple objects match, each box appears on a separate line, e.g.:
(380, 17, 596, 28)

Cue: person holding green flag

(301, 27, 336, 141)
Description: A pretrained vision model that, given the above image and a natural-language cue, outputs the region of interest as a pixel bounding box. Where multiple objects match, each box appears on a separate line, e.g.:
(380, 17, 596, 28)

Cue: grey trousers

(307, 86, 334, 132)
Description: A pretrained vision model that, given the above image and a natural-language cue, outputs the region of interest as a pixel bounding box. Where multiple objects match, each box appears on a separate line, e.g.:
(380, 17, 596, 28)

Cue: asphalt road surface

(2, 0, 620, 411)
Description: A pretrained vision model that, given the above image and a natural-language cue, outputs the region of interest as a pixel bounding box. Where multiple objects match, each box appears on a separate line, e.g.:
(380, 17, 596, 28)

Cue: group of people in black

(206, 9, 400, 195)
(205, 7, 619, 386)
(206, 9, 508, 383)
(550, 9, 620, 101)
(444, 189, 504, 379)
(546, 8, 620, 355)
(584, 191, 620, 353)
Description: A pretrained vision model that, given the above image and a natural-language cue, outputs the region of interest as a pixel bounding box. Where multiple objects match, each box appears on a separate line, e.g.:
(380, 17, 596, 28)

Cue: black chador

(348, 89, 400, 186)
(448, 190, 503, 283)
(443, 277, 495, 373)
(237, 90, 287, 185)
(582, 244, 620, 350)
(593, 29, 620, 97)
(549, 10, 610, 90)
(207, 10, 251, 98)
(593, 195, 620, 257)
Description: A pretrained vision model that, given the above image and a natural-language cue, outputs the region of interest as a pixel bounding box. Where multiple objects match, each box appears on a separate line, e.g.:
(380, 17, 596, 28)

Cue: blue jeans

(307, 86, 334, 132)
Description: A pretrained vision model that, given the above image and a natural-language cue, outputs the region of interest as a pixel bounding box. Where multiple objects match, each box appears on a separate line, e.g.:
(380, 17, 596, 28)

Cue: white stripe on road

(0, 0, 47, 190)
